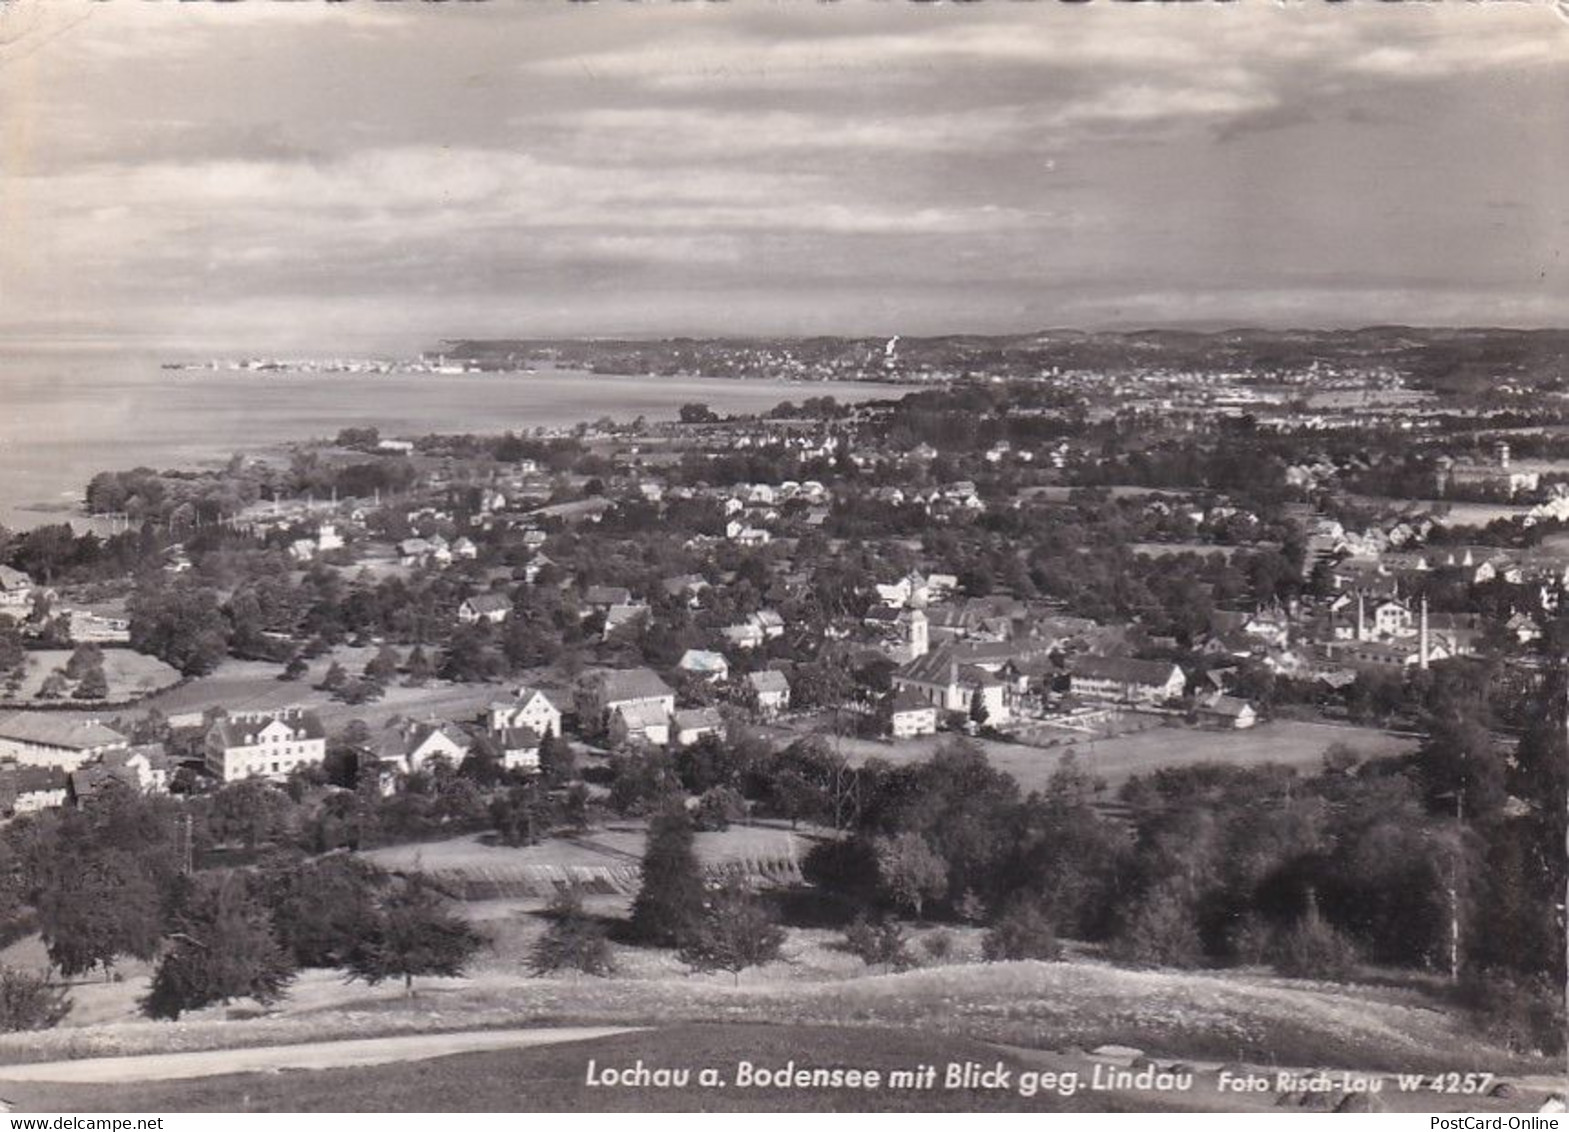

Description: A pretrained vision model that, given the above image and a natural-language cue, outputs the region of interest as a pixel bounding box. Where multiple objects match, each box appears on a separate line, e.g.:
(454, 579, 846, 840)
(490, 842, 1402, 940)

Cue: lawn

(135, 651, 501, 732)
(2, 649, 181, 706)
(825, 719, 1418, 794)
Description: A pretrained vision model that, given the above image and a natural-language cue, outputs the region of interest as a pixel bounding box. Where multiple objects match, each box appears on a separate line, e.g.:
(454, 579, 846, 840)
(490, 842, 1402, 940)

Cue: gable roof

(0, 566, 32, 593)
(584, 584, 633, 607)
(207, 709, 325, 749)
(673, 707, 723, 731)
(891, 689, 936, 714)
(678, 649, 729, 672)
(0, 713, 128, 751)
(593, 667, 675, 704)
(747, 670, 790, 694)
(463, 593, 512, 614)
(495, 725, 543, 751)
(1069, 655, 1183, 687)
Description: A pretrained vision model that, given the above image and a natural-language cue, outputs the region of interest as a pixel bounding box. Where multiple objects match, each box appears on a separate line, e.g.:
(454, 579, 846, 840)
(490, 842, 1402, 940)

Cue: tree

(528, 885, 614, 977)
(678, 402, 718, 425)
(981, 899, 1062, 962)
(319, 661, 348, 693)
(0, 967, 71, 1032)
(36, 855, 162, 978)
(403, 645, 435, 687)
(64, 644, 103, 681)
(279, 653, 308, 682)
(1112, 882, 1204, 969)
(629, 807, 706, 947)
(842, 914, 913, 972)
(127, 581, 231, 676)
(74, 660, 109, 701)
(263, 855, 387, 968)
(347, 878, 484, 994)
(693, 786, 746, 832)
(142, 876, 296, 1020)
(874, 832, 948, 920)
(36, 670, 69, 701)
(678, 875, 785, 985)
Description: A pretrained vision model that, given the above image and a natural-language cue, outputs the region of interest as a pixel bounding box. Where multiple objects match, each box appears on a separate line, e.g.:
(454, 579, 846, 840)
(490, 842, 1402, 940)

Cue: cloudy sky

(1, 0, 1566, 349)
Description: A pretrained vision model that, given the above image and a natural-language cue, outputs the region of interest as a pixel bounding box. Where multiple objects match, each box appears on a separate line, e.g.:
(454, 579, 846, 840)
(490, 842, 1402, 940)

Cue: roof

(604, 603, 649, 625)
(673, 708, 723, 731)
(613, 701, 671, 730)
(495, 726, 543, 751)
(678, 650, 728, 672)
(0, 713, 128, 751)
(1200, 695, 1254, 718)
(5, 766, 69, 793)
(378, 720, 471, 762)
(0, 566, 32, 593)
(1069, 655, 1183, 687)
(747, 670, 790, 694)
(584, 585, 632, 606)
(463, 593, 512, 614)
(207, 709, 325, 749)
(891, 689, 936, 714)
(593, 667, 675, 705)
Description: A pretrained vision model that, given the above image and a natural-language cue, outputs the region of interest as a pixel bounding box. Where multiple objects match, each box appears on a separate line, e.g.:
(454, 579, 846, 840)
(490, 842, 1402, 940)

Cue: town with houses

(0, 327, 1565, 1110)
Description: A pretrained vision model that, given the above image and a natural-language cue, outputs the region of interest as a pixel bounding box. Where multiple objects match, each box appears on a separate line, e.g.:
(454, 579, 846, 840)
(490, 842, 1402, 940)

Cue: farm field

(822, 719, 1417, 794)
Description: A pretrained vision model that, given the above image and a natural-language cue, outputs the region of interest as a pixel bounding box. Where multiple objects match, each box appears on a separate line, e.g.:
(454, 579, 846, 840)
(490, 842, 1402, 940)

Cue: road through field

(0, 1026, 643, 1085)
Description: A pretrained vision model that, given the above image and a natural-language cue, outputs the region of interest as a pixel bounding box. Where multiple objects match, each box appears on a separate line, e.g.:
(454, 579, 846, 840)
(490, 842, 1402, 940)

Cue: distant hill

(436, 328, 1569, 393)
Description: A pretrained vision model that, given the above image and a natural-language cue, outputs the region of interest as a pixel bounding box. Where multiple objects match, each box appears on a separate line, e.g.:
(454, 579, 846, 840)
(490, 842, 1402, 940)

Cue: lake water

(0, 349, 906, 532)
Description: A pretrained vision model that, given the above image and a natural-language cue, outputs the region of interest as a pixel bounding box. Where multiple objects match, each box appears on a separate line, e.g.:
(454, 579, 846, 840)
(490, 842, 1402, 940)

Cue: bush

(1111, 884, 1204, 969)
(0, 968, 71, 1032)
(693, 786, 746, 832)
(920, 930, 954, 962)
(981, 900, 1062, 962)
(529, 886, 614, 977)
(1270, 911, 1360, 981)
(843, 915, 913, 972)
(1459, 971, 1567, 1057)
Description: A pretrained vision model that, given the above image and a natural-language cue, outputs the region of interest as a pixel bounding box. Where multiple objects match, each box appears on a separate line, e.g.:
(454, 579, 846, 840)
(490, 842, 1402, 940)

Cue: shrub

(1111, 884, 1204, 969)
(920, 930, 954, 962)
(693, 786, 746, 832)
(843, 915, 913, 972)
(1458, 971, 1566, 1057)
(0, 968, 71, 1032)
(982, 900, 1062, 962)
(1270, 911, 1360, 981)
(529, 886, 614, 977)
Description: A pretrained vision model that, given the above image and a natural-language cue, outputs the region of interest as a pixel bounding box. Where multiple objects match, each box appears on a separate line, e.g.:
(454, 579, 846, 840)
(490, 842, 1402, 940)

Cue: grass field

(825, 719, 1417, 794)
(0, 1025, 1109, 1113)
(2, 649, 181, 706)
(6, 1020, 1551, 1114)
(123, 651, 502, 732)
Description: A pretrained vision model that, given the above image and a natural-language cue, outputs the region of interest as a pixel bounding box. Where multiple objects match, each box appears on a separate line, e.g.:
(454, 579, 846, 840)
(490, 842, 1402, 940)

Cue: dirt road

(0, 1026, 643, 1084)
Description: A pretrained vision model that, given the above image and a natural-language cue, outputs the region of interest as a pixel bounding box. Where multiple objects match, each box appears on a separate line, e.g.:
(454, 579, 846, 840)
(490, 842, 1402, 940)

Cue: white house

(1068, 656, 1186, 706)
(458, 593, 512, 625)
(204, 708, 327, 783)
(494, 726, 543, 773)
(488, 686, 563, 739)
(745, 669, 791, 716)
(378, 719, 472, 775)
(0, 714, 129, 771)
(581, 668, 676, 727)
(678, 649, 730, 683)
(888, 690, 939, 738)
(672, 707, 724, 747)
(610, 701, 671, 747)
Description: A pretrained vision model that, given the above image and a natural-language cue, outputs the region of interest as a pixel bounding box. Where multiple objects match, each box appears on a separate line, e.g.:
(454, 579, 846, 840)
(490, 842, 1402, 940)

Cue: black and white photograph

(0, 0, 1566, 1115)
